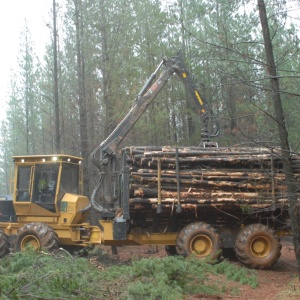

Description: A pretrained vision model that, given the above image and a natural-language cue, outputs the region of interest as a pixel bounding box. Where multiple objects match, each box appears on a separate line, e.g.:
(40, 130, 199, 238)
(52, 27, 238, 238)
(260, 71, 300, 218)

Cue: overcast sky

(0, 0, 52, 120)
(0, 1, 299, 123)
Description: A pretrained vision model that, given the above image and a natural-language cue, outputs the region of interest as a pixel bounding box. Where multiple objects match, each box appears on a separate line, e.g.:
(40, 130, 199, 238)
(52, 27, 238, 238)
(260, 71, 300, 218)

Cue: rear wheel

(14, 222, 59, 252)
(176, 222, 221, 260)
(0, 230, 10, 258)
(234, 223, 281, 269)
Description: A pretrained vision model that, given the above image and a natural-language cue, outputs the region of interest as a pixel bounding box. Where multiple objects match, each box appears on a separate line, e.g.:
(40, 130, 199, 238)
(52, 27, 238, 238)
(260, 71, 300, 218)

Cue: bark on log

(123, 146, 300, 212)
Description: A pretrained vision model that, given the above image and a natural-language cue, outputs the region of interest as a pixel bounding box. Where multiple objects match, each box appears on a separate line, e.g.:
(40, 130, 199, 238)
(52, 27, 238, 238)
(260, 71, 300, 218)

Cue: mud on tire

(234, 223, 281, 269)
(0, 230, 10, 258)
(176, 222, 222, 260)
(14, 222, 59, 252)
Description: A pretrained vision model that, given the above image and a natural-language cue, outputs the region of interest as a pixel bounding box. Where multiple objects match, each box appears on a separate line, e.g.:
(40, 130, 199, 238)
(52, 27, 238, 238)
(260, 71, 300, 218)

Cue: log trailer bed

(97, 145, 296, 269)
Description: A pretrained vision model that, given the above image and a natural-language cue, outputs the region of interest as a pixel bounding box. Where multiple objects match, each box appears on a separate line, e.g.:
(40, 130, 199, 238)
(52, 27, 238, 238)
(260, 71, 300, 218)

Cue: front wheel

(234, 223, 281, 269)
(14, 222, 59, 252)
(176, 222, 222, 260)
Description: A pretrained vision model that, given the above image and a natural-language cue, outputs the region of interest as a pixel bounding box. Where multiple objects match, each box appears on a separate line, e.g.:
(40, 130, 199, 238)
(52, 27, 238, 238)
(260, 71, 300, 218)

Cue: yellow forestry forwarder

(0, 52, 293, 269)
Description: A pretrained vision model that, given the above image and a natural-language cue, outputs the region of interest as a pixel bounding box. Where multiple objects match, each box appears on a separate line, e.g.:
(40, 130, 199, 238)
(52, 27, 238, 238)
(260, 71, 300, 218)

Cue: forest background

(0, 0, 300, 197)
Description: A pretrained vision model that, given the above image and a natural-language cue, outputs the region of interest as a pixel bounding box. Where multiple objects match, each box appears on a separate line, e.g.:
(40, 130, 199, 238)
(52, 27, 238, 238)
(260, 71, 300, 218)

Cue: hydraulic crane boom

(172, 52, 220, 143)
(90, 51, 219, 213)
(93, 52, 218, 162)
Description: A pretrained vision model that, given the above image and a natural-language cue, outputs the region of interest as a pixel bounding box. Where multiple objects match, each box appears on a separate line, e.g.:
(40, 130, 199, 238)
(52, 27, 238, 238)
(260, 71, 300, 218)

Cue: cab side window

(16, 166, 32, 202)
(32, 164, 59, 212)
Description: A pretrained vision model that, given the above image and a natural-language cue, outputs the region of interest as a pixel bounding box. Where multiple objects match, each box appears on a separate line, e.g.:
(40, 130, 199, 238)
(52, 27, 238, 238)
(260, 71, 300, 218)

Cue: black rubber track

(234, 223, 281, 269)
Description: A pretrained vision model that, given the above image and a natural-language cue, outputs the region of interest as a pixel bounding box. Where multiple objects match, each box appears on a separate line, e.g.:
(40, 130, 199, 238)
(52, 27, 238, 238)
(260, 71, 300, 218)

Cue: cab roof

(13, 154, 83, 164)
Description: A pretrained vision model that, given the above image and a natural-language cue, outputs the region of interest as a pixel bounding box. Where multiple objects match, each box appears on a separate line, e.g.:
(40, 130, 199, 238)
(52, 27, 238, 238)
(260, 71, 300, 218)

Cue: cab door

(14, 165, 34, 214)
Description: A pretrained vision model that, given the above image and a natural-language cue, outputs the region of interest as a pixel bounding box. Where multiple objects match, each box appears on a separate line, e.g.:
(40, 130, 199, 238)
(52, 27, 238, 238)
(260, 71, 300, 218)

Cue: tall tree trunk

(258, 0, 300, 278)
(25, 32, 29, 154)
(99, 0, 111, 139)
(53, 0, 60, 153)
(74, 0, 89, 196)
(216, 1, 237, 135)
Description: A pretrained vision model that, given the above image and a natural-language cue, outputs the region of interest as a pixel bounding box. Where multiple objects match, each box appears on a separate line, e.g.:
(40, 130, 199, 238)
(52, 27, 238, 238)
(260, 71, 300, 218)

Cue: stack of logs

(124, 146, 300, 209)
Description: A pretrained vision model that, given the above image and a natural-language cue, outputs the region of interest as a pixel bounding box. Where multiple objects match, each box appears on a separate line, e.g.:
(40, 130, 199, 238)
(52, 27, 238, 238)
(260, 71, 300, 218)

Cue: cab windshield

(32, 164, 59, 212)
(16, 161, 80, 213)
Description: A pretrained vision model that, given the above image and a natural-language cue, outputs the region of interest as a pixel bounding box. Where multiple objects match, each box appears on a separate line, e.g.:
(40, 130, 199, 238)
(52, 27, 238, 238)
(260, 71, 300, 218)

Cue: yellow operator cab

(12, 154, 84, 219)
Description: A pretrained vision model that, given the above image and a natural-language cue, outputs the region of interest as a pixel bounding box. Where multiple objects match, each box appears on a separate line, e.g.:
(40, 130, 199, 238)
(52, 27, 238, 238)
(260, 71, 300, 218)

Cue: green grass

(0, 248, 258, 299)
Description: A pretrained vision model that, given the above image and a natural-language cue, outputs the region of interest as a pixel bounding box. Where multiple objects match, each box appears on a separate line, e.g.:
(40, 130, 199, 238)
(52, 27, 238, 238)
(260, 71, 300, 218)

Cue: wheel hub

(250, 236, 271, 257)
(191, 235, 212, 257)
(20, 235, 40, 251)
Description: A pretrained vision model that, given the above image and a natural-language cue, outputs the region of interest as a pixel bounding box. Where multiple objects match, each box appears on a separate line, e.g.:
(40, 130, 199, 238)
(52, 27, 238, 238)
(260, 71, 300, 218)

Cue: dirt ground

(221, 236, 299, 300)
(96, 236, 300, 300)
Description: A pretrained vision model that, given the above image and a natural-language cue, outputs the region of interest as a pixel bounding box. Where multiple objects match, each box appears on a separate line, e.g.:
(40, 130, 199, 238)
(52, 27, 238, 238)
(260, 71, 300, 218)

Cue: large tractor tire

(14, 222, 59, 253)
(165, 245, 177, 256)
(234, 223, 281, 269)
(0, 230, 10, 258)
(176, 222, 222, 260)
